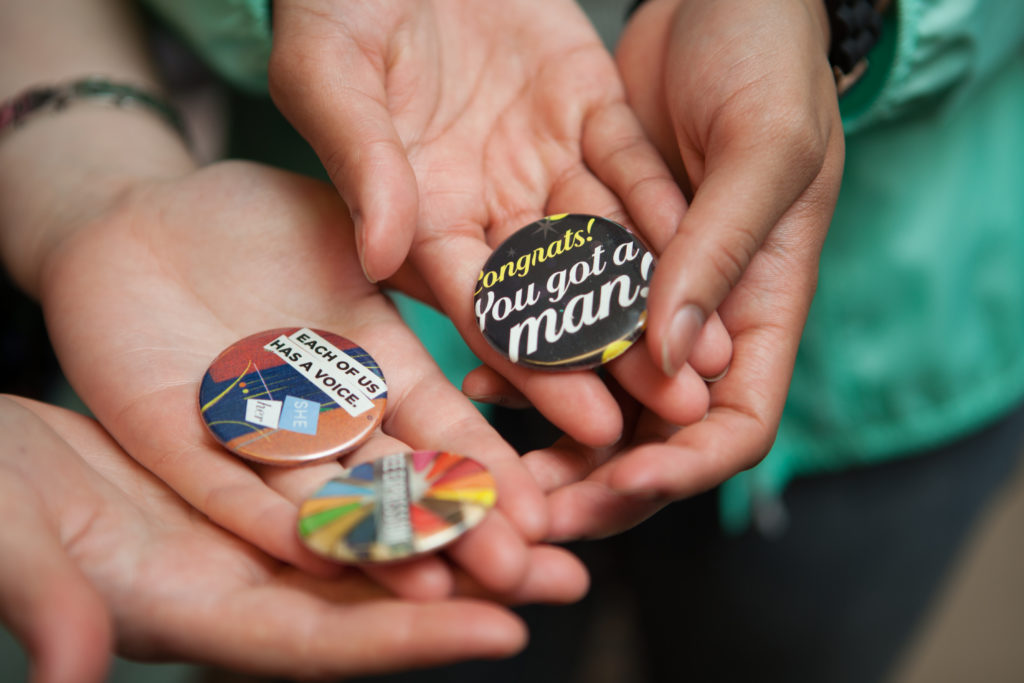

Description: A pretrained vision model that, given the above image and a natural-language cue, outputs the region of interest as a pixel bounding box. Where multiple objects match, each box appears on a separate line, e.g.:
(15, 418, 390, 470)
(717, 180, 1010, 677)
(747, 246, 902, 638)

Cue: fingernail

(700, 364, 730, 383)
(355, 222, 377, 284)
(465, 393, 501, 404)
(359, 254, 377, 284)
(464, 393, 532, 409)
(661, 304, 705, 377)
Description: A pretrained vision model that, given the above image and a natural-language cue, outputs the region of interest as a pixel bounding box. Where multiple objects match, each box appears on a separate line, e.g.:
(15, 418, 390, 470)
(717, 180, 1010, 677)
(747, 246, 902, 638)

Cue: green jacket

(143, 0, 1024, 530)
(727, 0, 1024, 530)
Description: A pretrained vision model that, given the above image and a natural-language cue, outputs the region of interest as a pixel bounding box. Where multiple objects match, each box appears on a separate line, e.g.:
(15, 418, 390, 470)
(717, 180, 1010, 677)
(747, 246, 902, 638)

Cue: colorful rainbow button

(297, 451, 497, 563)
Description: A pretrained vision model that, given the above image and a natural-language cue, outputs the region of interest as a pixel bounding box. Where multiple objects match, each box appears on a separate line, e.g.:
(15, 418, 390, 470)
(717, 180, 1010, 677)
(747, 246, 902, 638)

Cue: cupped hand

(37, 161, 586, 600)
(269, 0, 730, 445)
(514, 0, 846, 539)
(522, 317, 796, 541)
(618, 0, 843, 375)
(0, 395, 532, 683)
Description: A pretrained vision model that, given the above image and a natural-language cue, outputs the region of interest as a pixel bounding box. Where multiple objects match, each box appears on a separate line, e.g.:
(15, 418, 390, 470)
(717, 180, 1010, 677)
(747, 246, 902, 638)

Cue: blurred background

(3, 0, 1022, 681)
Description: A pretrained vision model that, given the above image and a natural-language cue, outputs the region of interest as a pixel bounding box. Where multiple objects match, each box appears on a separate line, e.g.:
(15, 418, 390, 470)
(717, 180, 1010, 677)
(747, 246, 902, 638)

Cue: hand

(269, 0, 731, 446)
(0, 395, 537, 683)
(619, 0, 843, 374)
(516, 0, 846, 539)
(36, 161, 586, 600)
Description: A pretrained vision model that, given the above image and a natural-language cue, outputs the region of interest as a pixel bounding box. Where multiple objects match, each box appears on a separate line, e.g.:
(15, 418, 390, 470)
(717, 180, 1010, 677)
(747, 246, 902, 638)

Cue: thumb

(0, 473, 112, 683)
(269, 9, 418, 282)
(647, 102, 838, 376)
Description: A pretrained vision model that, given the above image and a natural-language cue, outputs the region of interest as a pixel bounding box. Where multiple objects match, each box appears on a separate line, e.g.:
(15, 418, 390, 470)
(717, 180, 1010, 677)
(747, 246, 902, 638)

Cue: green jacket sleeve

(140, 0, 272, 94)
(843, 0, 1024, 132)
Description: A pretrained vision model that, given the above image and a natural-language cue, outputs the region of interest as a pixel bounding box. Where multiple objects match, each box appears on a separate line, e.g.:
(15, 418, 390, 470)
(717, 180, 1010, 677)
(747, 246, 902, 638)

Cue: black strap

(826, 0, 884, 73)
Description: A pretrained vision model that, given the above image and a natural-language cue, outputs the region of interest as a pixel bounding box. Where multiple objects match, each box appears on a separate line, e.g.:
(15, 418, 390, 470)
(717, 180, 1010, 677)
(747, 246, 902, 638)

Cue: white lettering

(612, 241, 640, 266)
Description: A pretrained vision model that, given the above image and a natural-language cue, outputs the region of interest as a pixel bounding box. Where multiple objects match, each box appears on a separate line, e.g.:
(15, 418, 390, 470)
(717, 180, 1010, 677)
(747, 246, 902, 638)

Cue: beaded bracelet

(0, 77, 187, 142)
(626, 0, 892, 98)
(826, 0, 892, 95)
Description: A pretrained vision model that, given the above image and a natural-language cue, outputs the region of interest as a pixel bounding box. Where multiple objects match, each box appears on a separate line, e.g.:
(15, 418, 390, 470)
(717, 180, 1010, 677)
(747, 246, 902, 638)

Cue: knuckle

(318, 145, 350, 188)
(707, 247, 745, 290)
(765, 105, 829, 180)
(706, 230, 759, 291)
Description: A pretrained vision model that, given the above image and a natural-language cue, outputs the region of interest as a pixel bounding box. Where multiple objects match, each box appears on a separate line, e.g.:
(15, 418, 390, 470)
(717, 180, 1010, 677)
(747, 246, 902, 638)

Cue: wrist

(0, 0, 196, 296)
(0, 103, 194, 297)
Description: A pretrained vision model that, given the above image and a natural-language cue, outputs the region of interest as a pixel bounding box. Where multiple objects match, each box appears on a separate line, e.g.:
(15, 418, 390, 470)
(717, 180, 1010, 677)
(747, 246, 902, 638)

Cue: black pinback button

(198, 327, 387, 465)
(473, 214, 654, 370)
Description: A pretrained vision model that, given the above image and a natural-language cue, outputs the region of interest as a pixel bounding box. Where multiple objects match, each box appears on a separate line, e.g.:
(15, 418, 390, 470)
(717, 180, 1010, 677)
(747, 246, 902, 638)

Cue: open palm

(270, 0, 729, 446)
(38, 162, 586, 599)
(1, 396, 537, 683)
(518, 0, 845, 539)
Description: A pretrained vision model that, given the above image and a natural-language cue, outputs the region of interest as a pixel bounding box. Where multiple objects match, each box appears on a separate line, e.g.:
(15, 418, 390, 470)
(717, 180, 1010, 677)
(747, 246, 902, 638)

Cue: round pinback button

(198, 327, 387, 465)
(297, 451, 496, 563)
(474, 214, 655, 370)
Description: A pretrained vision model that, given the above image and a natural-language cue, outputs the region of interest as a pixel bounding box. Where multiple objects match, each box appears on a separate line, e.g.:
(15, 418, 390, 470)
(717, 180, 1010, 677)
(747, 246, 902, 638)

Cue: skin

(0, 394, 588, 683)
(0, 2, 592, 673)
(0, 1, 843, 671)
(269, 0, 733, 447)
(0, 0, 583, 606)
(520, 0, 846, 540)
(26, 160, 589, 597)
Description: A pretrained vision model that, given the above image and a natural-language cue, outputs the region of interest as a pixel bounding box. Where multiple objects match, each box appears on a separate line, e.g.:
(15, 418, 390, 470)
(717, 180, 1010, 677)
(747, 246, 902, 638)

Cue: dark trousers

(349, 401, 1024, 683)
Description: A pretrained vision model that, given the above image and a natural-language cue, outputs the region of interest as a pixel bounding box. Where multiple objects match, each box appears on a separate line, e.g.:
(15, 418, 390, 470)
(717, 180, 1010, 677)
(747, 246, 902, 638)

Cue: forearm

(0, 0, 194, 296)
